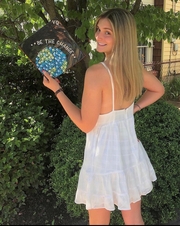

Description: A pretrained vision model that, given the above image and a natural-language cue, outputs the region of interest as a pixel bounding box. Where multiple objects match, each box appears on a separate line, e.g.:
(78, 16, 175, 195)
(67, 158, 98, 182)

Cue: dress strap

(101, 62, 114, 111)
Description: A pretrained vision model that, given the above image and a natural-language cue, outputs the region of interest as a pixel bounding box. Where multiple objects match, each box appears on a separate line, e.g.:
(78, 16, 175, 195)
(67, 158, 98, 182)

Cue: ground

(9, 187, 180, 225)
(9, 188, 87, 225)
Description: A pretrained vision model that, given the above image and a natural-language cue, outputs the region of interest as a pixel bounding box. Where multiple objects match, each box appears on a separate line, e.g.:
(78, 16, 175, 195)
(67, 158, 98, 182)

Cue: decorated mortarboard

(19, 19, 85, 78)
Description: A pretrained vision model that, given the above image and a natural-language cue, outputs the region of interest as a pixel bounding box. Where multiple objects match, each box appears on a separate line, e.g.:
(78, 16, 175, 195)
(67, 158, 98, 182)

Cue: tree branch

(0, 30, 20, 43)
(0, 18, 21, 43)
(40, 0, 61, 20)
(37, 10, 48, 24)
(131, 0, 142, 15)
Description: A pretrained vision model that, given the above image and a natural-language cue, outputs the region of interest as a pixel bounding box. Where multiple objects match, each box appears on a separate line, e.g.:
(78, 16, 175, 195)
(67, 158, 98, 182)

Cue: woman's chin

(96, 48, 104, 53)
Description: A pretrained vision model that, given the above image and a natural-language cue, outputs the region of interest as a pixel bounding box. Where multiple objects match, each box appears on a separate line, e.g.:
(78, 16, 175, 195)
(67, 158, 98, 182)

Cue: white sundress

(75, 62, 157, 211)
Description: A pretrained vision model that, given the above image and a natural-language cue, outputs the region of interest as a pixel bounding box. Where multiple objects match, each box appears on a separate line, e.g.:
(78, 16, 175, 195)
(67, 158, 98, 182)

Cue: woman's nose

(96, 32, 103, 41)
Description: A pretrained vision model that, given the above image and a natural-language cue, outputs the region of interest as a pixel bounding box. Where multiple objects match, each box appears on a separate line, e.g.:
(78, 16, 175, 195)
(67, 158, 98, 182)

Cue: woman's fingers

(42, 70, 51, 78)
(43, 75, 48, 82)
(42, 70, 60, 84)
(42, 70, 53, 83)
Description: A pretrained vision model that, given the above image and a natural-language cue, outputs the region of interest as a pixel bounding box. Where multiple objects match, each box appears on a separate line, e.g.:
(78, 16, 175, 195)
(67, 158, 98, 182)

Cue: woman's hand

(42, 70, 61, 93)
(133, 104, 141, 114)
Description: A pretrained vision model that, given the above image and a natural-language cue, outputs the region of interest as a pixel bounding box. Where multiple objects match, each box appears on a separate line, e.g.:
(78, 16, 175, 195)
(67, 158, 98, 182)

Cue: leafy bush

(50, 99, 180, 225)
(0, 56, 56, 224)
(0, 55, 81, 224)
(0, 92, 55, 225)
(49, 115, 87, 219)
(134, 99, 180, 225)
(0, 55, 79, 128)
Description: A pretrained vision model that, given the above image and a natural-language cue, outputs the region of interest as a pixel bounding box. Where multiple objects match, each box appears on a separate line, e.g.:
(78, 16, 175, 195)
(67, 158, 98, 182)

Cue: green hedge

(135, 99, 180, 225)
(0, 56, 56, 224)
(0, 92, 55, 224)
(0, 55, 80, 225)
(49, 99, 180, 225)
(0, 55, 79, 128)
(49, 115, 87, 218)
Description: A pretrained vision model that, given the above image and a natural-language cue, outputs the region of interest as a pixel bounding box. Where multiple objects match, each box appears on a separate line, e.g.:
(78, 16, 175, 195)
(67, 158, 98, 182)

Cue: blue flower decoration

(36, 46, 67, 77)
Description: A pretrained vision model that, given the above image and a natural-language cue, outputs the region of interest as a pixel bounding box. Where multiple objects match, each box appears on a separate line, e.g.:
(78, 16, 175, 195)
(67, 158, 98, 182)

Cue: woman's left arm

(134, 68, 165, 112)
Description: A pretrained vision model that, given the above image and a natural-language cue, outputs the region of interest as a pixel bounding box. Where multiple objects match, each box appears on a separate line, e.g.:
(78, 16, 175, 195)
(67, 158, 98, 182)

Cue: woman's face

(95, 18, 114, 57)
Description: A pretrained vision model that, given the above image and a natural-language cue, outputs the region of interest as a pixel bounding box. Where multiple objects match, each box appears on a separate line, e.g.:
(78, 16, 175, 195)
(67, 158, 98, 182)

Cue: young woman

(42, 8, 165, 225)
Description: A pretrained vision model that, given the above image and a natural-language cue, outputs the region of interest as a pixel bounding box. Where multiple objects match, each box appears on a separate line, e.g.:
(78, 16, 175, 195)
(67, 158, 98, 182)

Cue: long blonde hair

(95, 8, 143, 102)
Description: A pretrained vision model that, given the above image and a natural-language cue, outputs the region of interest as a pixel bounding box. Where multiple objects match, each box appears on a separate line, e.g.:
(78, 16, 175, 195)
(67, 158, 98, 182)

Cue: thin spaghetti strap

(101, 62, 115, 111)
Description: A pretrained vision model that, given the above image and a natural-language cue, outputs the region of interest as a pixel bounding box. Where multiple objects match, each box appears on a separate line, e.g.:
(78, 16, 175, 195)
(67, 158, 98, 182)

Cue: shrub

(0, 92, 55, 225)
(0, 55, 81, 224)
(0, 55, 79, 128)
(134, 99, 180, 225)
(49, 115, 87, 219)
(0, 56, 55, 224)
(50, 99, 180, 225)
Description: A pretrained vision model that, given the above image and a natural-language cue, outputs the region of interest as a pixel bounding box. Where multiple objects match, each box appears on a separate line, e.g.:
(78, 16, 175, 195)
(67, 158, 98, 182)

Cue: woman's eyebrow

(100, 27, 112, 31)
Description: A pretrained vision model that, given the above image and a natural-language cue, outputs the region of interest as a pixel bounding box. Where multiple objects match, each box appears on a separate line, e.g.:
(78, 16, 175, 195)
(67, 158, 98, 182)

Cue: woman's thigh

(121, 200, 144, 225)
(88, 208, 111, 225)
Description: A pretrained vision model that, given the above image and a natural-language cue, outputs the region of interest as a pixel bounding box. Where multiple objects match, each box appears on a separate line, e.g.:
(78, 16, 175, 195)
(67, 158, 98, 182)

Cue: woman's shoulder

(84, 62, 110, 87)
(86, 62, 105, 75)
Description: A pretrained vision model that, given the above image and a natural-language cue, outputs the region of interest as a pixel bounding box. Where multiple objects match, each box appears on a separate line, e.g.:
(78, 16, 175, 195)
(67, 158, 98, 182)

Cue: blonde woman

(42, 8, 165, 225)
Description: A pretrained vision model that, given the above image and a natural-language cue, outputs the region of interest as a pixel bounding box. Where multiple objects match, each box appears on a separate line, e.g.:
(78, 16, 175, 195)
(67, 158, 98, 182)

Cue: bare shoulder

(86, 63, 105, 75)
(85, 63, 107, 84)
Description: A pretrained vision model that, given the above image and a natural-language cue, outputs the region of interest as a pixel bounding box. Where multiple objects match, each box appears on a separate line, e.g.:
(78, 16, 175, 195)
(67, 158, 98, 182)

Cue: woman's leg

(88, 208, 111, 225)
(121, 200, 144, 225)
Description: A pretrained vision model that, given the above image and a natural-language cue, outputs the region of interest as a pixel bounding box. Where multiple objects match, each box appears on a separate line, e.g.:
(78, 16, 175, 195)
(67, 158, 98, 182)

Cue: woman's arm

(42, 66, 102, 133)
(134, 68, 165, 112)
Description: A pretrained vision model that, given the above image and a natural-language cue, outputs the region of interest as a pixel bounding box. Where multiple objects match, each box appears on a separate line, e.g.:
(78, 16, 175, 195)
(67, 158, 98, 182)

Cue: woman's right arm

(134, 68, 165, 112)
(42, 65, 102, 133)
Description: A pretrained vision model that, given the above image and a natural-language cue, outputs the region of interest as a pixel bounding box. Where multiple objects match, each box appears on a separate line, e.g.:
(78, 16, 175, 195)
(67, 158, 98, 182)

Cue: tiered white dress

(75, 62, 157, 211)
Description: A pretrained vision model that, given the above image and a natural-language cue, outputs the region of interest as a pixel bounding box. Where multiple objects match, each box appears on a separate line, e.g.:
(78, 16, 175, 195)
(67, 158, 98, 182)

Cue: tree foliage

(1, 0, 180, 97)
